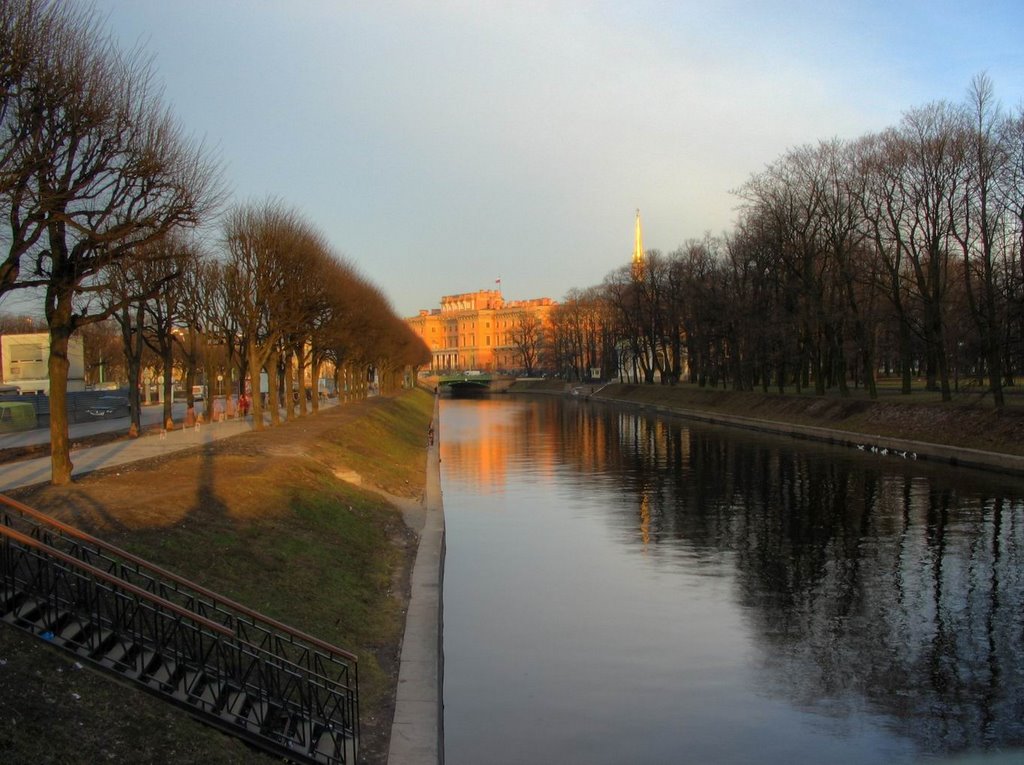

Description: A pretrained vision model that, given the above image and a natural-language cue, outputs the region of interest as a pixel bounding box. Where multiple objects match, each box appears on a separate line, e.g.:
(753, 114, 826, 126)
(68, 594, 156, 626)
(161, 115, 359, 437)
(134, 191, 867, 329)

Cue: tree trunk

(899, 316, 913, 394)
(812, 341, 826, 395)
(122, 303, 146, 434)
(47, 321, 74, 485)
(283, 348, 295, 419)
(127, 351, 143, 434)
(987, 344, 1005, 407)
(267, 348, 281, 426)
(184, 365, 197, 418)
(836, 336, 850, 397)
(937, 331, 952, 402)
(310, 354, 321, 413)
(162, 344, 174, 425)
(862, 349, 878, 399)
(926, 305, 952, 401)
(296, 343, 309, 417)
(203, 338, 218, 420)
(247, 341, 264, 432)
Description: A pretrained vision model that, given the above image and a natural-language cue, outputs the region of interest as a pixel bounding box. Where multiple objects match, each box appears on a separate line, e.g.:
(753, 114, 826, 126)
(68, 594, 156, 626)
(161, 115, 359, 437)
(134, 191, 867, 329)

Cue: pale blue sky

(43, 2, 1024, 316)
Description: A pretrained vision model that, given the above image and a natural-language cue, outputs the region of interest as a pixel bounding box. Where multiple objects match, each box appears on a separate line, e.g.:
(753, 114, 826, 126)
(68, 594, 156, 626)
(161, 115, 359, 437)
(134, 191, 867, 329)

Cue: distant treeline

(547, 74, 1023, 405)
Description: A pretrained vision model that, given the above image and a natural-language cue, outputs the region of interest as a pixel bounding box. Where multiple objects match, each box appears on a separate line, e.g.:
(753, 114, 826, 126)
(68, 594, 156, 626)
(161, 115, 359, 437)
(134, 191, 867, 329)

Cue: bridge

(438, 372, 493, 396)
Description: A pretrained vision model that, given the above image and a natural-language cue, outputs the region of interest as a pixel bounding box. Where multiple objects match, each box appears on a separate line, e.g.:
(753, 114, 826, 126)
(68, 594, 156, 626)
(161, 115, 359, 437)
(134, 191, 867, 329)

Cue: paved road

(0, 400, 335, 492)
(0, 400, 199, 449)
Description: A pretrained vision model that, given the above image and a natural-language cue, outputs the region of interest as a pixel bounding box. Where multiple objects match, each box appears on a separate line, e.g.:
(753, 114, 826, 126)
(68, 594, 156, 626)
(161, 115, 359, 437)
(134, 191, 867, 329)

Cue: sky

(21, 0, 1024, 318)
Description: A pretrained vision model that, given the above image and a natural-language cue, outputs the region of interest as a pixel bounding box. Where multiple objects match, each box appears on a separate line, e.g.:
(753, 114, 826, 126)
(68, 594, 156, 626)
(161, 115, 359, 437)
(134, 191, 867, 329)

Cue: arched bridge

(438, 373, 493, 396)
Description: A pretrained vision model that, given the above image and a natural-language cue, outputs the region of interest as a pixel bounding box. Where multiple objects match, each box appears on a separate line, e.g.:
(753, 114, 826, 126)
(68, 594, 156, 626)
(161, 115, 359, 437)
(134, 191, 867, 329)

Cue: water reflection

(441, 397, 1024, 763)
(606, 410, 1024, 754)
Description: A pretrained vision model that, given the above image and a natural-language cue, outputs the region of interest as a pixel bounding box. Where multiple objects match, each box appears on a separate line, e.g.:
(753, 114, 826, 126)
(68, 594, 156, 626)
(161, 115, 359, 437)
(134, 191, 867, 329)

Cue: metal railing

(0, 494, 358, 764)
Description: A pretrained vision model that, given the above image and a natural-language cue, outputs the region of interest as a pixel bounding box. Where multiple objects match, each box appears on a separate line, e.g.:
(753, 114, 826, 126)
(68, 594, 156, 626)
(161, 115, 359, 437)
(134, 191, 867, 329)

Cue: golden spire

(631, 208, 644, 280)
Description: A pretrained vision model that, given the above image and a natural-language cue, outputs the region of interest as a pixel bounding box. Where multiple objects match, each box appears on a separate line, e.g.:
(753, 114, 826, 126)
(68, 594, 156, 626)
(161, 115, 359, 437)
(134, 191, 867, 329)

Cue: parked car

(86, 395, 129, 419)
(0, 401, 36, 432)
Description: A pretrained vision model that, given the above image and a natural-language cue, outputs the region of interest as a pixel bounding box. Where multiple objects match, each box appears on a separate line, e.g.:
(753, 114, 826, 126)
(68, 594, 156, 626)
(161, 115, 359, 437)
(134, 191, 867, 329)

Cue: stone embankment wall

(506, 381, 1024, 477)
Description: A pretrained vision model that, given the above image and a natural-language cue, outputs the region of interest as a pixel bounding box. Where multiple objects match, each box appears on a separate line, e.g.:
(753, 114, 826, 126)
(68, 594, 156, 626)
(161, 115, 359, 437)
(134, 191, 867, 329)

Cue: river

(439, 396, 1024, 764)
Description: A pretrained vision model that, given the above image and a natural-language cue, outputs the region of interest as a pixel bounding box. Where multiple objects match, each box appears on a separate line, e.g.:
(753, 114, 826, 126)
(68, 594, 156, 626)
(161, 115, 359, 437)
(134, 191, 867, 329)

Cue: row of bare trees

(103, 201, 427, 436)
(0, 2, 427, 483)
(547, 75, 1024, 406)
(728, 73, 1024, 404)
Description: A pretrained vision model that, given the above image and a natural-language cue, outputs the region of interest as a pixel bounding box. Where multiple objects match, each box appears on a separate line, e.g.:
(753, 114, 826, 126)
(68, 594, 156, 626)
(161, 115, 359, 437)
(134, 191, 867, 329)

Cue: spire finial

(632, 209, 644, 279)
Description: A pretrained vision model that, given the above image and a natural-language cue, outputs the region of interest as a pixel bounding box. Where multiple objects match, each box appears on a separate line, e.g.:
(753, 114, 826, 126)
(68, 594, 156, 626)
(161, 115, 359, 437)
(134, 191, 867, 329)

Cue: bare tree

(814, 139, 881, 397)
(0, 0, 64, 288)
(549, 288, 607, 382)
(855, 128, 932, 395)
(510, 311, 545, 376)
(223, 201, 324, 430)
(894, 103, 969, 399)
(0, 311, 44, 334)
(78, 317, 123, 386)
(952, 73, 1012, 405)
(602, 266, 648, 383)
(203, 259, 244, 409)
(0, 3, 222, 482)
(102, 235, 190, 433)
(1003, 107, 1024, 383)
(104, 260, 156, 433)
(738, 145, 835, 394)
(173, 244, 213, 419)
(138, 236, 195, 426)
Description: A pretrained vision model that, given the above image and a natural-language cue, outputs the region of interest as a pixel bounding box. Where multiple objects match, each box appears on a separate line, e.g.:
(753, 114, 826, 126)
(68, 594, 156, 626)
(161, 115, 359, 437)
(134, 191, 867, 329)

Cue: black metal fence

(0, 494, 358, 764)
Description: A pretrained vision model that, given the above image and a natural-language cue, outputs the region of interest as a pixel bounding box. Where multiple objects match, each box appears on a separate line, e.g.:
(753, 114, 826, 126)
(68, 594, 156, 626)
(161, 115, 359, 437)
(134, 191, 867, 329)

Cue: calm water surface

(440, 397, 1024, 765)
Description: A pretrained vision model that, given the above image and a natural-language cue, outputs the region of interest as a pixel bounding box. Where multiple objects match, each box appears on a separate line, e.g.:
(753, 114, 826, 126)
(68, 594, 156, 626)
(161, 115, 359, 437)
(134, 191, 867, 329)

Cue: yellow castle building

(406, 289, 556, 373)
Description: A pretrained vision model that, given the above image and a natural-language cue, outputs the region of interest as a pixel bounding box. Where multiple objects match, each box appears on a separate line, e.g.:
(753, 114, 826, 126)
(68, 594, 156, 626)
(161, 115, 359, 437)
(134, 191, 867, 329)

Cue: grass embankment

(506, 378, 566, 394)
(510, 379, 1024, 457)
(0, 389, 435, 765)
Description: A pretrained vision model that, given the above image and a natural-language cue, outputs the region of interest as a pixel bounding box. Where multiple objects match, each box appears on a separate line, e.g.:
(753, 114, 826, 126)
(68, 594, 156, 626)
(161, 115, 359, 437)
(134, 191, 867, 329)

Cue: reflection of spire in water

(639, 490, 651, 550)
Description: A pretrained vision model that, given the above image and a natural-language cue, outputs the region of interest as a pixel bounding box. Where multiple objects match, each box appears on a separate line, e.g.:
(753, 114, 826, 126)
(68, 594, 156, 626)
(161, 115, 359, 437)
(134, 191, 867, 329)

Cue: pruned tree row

(0, 1, 428, 484)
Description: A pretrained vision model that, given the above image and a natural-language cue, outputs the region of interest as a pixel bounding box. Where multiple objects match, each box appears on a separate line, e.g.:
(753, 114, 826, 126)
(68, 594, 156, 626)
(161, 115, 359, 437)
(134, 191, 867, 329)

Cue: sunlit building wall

(406, 290, 556, 373)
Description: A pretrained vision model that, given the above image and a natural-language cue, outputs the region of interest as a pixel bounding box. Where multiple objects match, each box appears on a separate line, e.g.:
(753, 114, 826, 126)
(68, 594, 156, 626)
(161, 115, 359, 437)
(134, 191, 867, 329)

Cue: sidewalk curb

(592, 396, 1024, 477)
(388, 394, 445, 764)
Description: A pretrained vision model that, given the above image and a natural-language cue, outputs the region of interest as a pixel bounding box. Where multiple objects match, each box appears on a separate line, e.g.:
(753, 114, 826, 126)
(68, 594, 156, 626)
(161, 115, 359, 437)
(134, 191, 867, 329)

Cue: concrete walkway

(388, 394, 445, 765)
(0, 402, 339, 492)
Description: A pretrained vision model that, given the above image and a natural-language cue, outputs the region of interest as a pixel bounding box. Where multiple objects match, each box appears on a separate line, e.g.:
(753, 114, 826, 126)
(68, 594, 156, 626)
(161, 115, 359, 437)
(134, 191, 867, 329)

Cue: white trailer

(0, 332, 85, 394)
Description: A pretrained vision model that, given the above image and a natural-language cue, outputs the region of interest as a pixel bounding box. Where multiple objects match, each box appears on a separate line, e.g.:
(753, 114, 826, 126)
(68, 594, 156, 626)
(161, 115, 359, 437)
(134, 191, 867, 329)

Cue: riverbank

(387, 392, 445, 764)
(0, 389, 435, 764)
(509, 380, 1024, 475)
